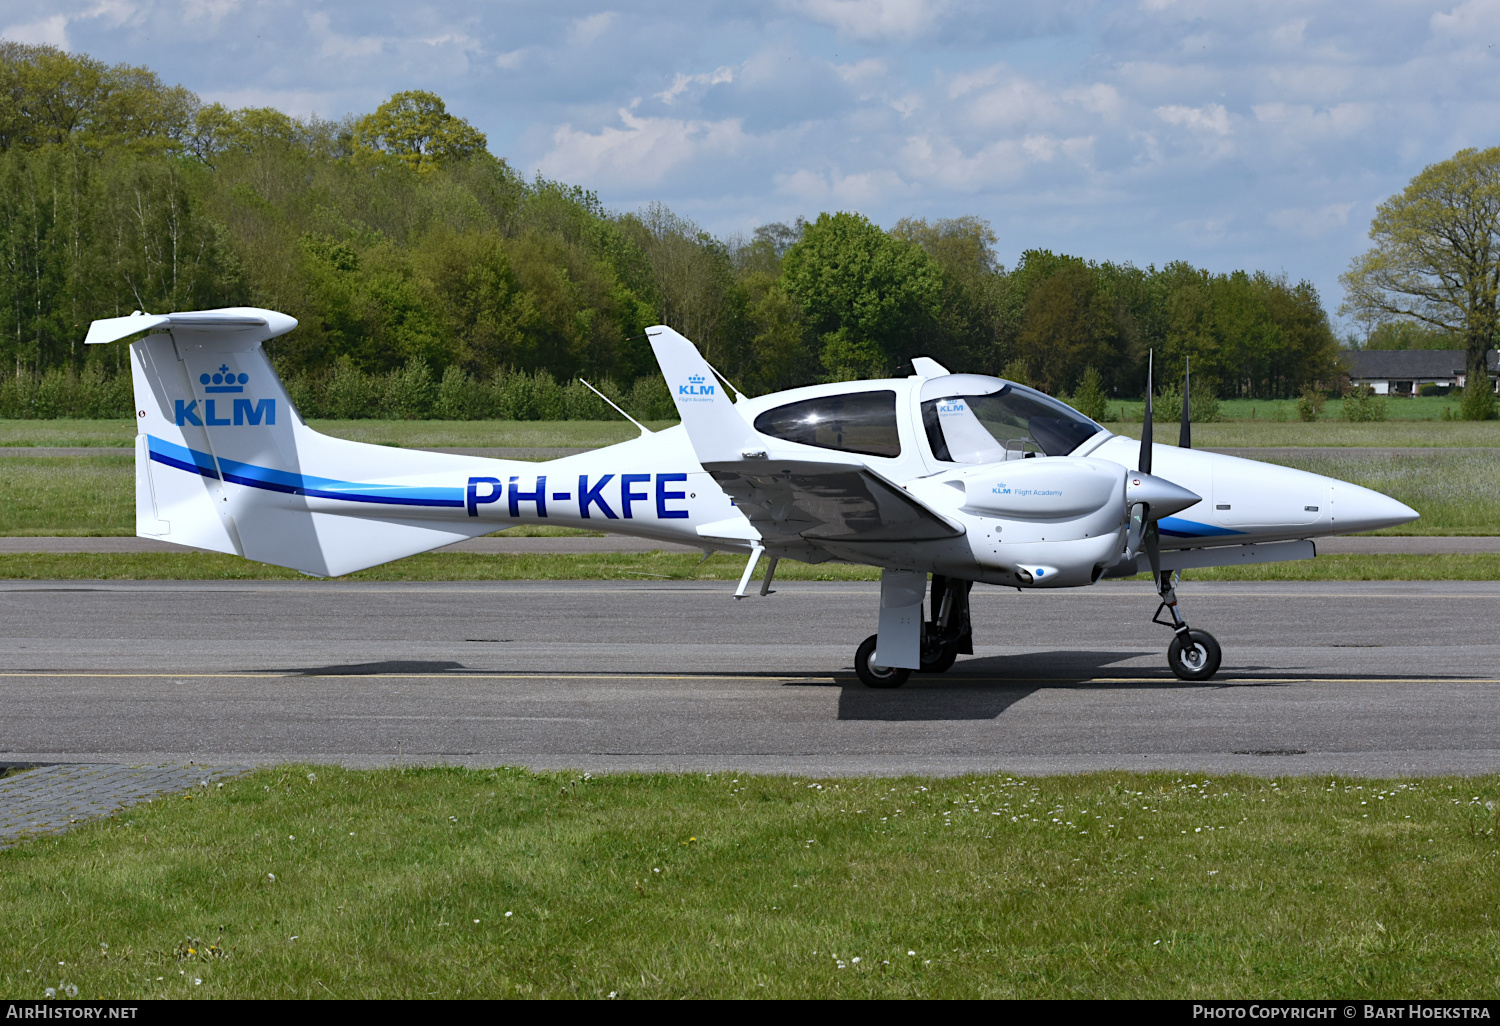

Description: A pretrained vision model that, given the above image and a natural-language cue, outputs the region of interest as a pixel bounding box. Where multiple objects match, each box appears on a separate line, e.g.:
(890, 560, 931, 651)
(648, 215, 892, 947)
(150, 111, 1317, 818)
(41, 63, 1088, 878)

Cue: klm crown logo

(679, 373, 715, 398)
(176, 362, 275, 427)
(201, 365, 248, 393)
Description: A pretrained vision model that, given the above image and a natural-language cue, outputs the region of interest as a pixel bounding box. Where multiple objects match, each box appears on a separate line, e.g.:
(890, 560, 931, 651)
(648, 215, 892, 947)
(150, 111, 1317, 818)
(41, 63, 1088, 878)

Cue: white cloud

(541, 107, 748, 189)
(774, 166, 910, 206)
(2, 14, 70, 47)
(1156, 103, 1231, 135)
(833, 58, 886, 86)
(182, 0, 238, 22)
(1268, 202, 1356, 240)
(495, 49, 527, 70)
(784, 0, 946, 41)
(569, 12, 616, 46)
(656, 66, 734, 105)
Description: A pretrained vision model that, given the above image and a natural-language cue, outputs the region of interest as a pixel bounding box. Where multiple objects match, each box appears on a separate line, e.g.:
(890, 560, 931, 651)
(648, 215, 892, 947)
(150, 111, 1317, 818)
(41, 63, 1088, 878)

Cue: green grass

(1115, 396, 1467, 423)
(1111, 420, 1500, 447)
(2, 766, 1498, 998)
(0, 551, 1495, 581)
(0, 419, 138, 447)
(0, 419, 677, 449)
(7, 448, 1500, 538)
(10, 416, 1500, 450)
(0, 551, 882, 581)
(1255, 450, 1500, 536)
(0, 455, 133, 535)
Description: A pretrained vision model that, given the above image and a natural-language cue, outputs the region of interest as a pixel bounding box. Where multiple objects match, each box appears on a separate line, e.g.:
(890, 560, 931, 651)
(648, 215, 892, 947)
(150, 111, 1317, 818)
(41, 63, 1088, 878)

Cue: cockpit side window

(921, 382, 1101, 461)
(753, 390, 901, 458)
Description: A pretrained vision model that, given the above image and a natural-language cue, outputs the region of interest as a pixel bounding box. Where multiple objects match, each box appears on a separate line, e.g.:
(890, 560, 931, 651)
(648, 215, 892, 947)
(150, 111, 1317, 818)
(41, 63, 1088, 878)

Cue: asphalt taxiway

(2, 579, 1498, 777)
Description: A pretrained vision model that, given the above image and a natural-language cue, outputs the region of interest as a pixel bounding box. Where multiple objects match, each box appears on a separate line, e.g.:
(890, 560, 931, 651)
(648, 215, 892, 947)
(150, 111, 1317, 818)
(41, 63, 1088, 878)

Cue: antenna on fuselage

(1138, 350, 1162, 581)
(580, 379, 653, 437)
(1179, 356, 1191, 450)
(1139, 350, 1153, 475)
(703, 358, 748, 405)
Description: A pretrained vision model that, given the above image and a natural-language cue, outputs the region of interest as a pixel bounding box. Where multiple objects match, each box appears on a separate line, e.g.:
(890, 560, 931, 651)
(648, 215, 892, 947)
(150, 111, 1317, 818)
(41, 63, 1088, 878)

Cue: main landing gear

(854, 575, 972, 688)
(1154, 570, 1221, 681)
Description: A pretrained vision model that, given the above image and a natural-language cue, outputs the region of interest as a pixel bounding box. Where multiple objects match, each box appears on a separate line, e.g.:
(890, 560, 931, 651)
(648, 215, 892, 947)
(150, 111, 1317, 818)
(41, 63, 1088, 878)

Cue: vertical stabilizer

(107, 307, 516, 576)
(647, 325, 755, 464)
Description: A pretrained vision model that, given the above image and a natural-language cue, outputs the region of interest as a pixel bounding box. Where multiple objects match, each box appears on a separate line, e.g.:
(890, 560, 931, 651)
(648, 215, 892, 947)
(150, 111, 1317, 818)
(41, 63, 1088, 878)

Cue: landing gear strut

(1153, 570, 1221, 681)
(920, 574, 972, 674)
(855, 574, 973, 688)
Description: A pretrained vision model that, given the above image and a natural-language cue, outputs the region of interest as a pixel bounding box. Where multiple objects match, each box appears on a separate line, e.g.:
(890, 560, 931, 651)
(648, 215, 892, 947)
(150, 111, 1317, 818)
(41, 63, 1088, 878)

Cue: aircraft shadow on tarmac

(823, 649, 1283, 721)
(264, 659, 468, 676)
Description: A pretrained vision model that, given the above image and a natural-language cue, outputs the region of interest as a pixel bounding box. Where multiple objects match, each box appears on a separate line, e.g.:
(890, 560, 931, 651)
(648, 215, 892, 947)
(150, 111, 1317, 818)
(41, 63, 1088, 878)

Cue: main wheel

(919, 638, 958, 674)
(1167, 629, 1222, 681)
(855, 634, 911, 688)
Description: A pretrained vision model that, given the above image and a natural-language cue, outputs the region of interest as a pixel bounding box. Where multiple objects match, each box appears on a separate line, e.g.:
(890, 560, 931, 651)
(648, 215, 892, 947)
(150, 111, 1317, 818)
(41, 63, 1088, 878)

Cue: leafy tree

(891, 216, 1008, 372)
(353, 91, 486, 172)
(1359, 320, 1457, 350)
(781, 211, 941, 379)
(1341, 147, 1500, 417)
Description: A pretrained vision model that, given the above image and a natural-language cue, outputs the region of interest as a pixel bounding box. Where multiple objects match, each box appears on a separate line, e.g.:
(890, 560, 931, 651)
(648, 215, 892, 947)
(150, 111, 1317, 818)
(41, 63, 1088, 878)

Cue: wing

(704, 457, 962, 557)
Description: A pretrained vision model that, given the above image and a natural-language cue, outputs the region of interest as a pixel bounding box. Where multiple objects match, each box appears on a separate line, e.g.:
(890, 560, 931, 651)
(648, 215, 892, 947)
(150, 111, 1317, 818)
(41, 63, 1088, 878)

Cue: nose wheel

(1153, 571, 1221, 680)
(1167, 629, 1221, 681)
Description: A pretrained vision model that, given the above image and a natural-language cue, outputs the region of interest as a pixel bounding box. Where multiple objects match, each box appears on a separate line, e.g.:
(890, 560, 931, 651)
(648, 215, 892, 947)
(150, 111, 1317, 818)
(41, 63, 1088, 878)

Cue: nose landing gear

(1154, 571, 1221, 681)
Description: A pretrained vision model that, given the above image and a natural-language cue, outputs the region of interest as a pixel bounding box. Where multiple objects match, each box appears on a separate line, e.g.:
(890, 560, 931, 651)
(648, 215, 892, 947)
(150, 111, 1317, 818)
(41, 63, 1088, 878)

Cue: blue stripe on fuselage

(145, 435, 465, 507)
(1157, 516, 1245, 538)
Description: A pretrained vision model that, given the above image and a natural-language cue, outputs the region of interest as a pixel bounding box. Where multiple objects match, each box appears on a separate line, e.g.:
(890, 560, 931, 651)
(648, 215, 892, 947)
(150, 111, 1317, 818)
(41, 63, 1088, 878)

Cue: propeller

(1179, 355, 1191, 450)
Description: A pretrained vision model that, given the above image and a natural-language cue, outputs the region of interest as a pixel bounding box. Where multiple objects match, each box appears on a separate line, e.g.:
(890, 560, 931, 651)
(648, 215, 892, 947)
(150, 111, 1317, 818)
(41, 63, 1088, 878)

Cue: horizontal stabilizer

(87, 308, 297, 348)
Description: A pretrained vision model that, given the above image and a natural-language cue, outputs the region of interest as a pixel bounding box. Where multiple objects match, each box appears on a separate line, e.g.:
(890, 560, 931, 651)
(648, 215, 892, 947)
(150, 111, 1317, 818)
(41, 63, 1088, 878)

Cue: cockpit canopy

(747, 373, 1104, 464)
(919, 374, 1102, 462)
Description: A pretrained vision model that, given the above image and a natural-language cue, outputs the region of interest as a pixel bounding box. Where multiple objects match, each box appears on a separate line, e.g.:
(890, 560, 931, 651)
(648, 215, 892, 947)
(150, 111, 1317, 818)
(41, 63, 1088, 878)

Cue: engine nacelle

(955, 457, 1124, 523)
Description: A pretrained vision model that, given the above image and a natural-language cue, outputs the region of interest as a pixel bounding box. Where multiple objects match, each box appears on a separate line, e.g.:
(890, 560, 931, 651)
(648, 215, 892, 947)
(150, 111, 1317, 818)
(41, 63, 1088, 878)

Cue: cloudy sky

(7, 0, 1500, 322)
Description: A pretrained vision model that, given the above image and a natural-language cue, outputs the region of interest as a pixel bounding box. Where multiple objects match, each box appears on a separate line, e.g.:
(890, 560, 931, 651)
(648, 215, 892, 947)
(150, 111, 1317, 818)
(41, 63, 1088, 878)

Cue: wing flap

(705, 458, 963, 552)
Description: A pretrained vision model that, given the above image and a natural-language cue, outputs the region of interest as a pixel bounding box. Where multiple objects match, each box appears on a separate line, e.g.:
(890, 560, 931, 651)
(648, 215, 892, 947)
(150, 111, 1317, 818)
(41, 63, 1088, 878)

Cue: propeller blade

(1145, 522, 1162, 582)
(1179, 355, 1191, 449)
(1139, 350, 1153, 474)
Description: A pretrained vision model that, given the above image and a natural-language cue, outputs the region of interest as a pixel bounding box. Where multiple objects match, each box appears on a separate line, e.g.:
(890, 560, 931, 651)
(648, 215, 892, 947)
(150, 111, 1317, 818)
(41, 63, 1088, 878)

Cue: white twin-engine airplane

(88, 306, 1418, 685)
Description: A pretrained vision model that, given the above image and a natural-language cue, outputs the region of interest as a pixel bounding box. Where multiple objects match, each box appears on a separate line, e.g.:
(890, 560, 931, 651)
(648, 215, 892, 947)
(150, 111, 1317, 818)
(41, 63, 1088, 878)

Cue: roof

(1342, 348, 1499, 379)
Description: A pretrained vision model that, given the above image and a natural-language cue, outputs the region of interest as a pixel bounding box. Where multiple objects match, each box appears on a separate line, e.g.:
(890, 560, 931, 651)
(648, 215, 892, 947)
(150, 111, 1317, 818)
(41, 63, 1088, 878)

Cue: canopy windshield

(919, 374, 1103, 462)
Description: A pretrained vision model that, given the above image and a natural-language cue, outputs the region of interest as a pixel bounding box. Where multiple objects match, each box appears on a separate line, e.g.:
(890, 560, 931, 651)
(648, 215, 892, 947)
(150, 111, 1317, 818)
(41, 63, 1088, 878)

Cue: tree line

(0, 42, 1347, 421)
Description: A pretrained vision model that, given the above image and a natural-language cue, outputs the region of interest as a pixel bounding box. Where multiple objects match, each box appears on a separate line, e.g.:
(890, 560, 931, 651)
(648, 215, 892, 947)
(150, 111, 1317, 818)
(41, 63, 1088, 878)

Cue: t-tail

(89, 308, 526, 576)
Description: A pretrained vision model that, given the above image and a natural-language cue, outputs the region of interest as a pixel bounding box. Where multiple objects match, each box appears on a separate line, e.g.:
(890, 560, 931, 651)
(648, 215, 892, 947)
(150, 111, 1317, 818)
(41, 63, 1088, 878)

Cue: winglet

(648, 325, 756, 464)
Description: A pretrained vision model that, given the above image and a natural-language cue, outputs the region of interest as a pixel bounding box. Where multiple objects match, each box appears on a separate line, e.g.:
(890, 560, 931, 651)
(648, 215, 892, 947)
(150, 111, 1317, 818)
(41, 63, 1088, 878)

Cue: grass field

(1110, 420, 1500, 447)
(1, 765, 1497, 999)
(0, 550, 1496, 582)
(5, 447, 1496, 537)
(1116, 396, 1467, 423)
(8, 417, 1500, 449)
(0, 419, 674, 449)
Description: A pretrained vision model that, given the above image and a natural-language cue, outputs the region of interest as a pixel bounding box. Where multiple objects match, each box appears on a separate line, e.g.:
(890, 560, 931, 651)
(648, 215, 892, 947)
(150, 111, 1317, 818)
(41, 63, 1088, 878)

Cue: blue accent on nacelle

(1157, 516, 1245, 539)
(146, 435, 465, 507)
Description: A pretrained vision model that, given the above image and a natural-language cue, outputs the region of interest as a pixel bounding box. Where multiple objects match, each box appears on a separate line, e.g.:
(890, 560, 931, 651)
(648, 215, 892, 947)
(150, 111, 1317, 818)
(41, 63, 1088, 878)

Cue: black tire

(919, 641, 958, 674)
(855, 634, 911, 688)
(1168, 629, 1222, 681)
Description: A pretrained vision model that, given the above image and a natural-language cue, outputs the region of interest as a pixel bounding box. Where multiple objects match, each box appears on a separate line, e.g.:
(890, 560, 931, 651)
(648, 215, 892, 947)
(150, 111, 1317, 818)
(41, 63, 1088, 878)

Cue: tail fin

(105, 307, 503, 576)
(647, 325, 755, 464)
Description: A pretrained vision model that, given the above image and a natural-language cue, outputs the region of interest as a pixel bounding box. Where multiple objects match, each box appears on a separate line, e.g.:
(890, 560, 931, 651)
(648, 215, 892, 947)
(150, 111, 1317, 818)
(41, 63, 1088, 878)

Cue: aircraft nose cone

(1332, 482, 1419, 533)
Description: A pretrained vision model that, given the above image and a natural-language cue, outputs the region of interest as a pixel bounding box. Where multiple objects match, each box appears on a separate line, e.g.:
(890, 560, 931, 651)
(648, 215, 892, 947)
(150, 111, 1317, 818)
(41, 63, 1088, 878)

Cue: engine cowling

(957, 457, 1123, 520)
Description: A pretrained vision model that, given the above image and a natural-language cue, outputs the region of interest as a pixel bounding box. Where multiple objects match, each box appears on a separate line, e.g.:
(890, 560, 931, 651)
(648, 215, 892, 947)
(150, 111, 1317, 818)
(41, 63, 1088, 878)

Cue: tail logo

(201, 365, 248, 393)
(678, 373, 716, 401)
